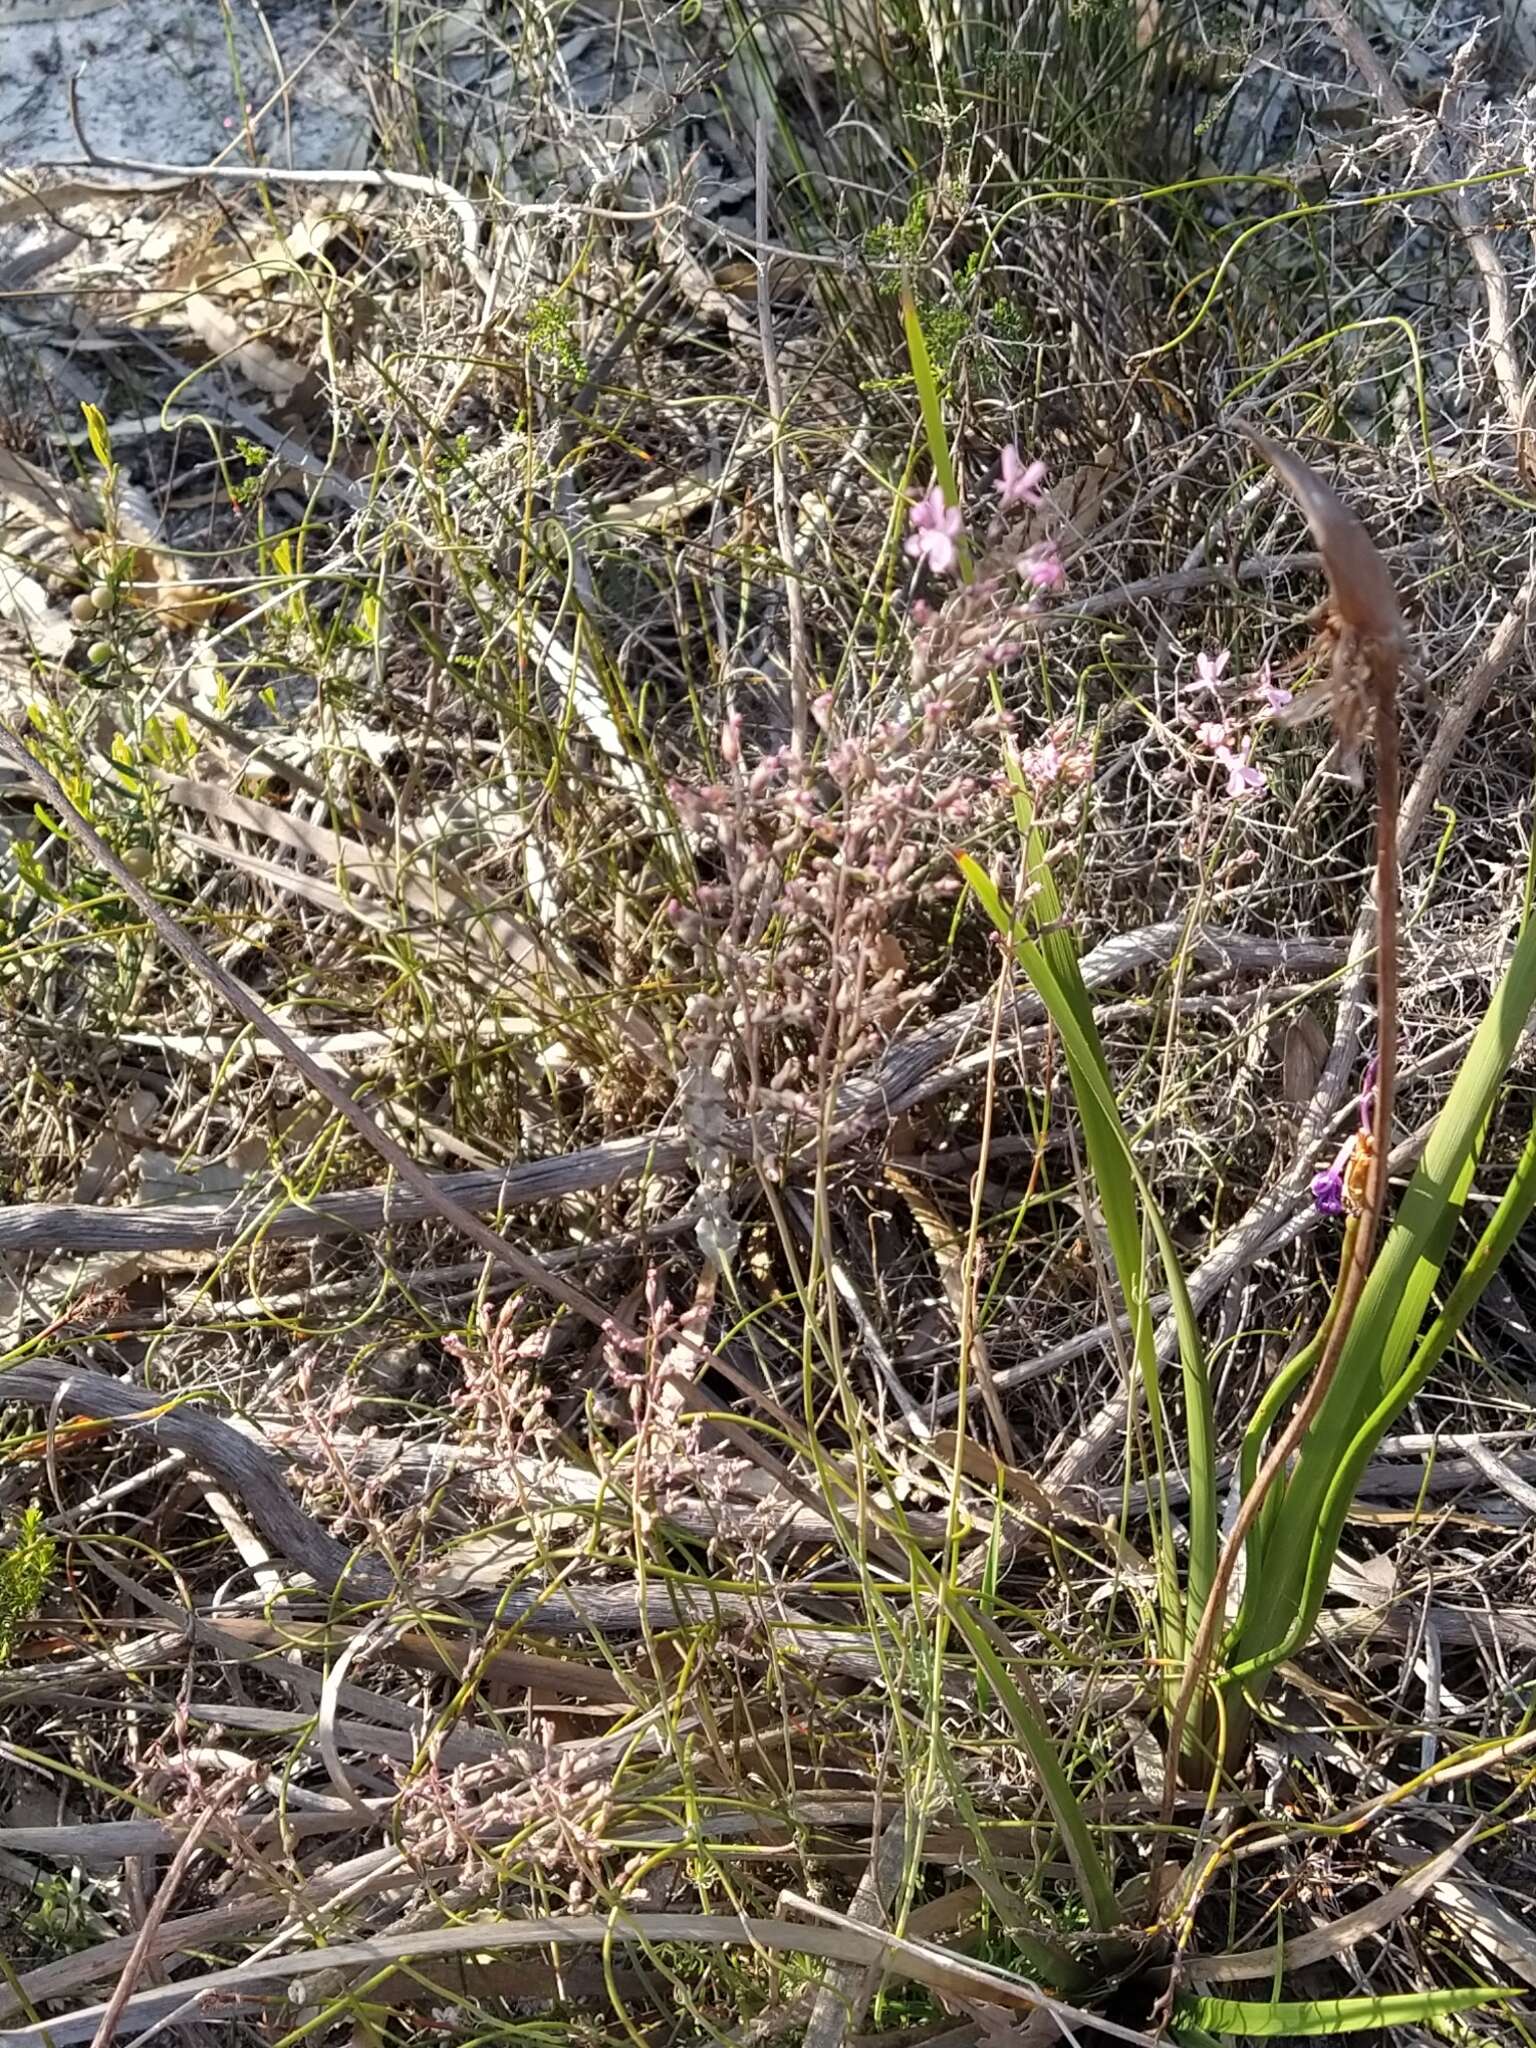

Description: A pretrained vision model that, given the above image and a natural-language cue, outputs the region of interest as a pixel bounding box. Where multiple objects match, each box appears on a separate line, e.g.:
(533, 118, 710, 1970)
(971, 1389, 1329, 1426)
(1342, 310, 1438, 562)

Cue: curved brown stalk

(1157, 434, 1404, 1820)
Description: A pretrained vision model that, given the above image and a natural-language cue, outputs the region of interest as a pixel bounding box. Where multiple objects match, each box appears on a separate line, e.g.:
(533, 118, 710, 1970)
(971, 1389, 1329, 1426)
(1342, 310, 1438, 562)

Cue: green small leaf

(1178, 1985, 1514, 2037)
(956, 841, 1217, 1671)
(80, 402, 113, 476)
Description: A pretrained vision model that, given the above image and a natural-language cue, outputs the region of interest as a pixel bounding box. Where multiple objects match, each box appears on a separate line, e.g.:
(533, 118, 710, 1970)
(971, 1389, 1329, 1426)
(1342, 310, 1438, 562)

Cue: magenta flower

(1018, 542, 1065, 591)
(1196, 648, 1231, 692)
(1214, 735, 1265, 798)
(997, 444, 1047, 509)
(1312, 1133, 1355, 1216)
(906, 482, 964, 576)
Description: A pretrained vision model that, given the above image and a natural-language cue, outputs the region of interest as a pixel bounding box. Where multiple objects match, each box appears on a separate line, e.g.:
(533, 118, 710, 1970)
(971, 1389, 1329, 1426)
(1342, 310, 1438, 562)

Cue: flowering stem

(1157, 439, 1403, 1811)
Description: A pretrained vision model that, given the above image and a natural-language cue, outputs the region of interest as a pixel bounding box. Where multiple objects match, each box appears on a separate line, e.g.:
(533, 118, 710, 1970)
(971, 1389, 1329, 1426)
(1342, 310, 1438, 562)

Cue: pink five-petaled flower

(1255, 669, 1294, 716)
(906, 482, 964, 577)
(1214, 734, 1265, 798)
(1195, 648, 1231, 692)
(997, 444, 1047, 509)
(1017, 726, 1093, 793)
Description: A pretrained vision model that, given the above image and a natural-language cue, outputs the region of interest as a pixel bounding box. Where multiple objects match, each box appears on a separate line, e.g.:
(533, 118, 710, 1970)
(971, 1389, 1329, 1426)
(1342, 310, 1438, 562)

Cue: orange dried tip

(1344, 1129, 1375, 1216)
(6, 1416, 118, 1459)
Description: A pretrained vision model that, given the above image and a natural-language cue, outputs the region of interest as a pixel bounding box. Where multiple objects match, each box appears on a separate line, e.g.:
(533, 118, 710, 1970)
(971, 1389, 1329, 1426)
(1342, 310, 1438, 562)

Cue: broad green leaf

(81, 401, 113, 475)
(1229, 905, 1536, 1680)
(1230, 1106, 1536, 1686)
(1178, 1984, 1513, 2037)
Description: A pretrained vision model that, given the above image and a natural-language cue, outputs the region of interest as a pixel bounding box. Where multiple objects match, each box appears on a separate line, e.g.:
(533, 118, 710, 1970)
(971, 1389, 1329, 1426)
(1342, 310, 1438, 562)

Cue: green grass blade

(940, 1590, 1118, 1931)
(957, 837, 1217, 1650)
(901, 286, 961, 512)
(1177, 1985, 1514, 2037)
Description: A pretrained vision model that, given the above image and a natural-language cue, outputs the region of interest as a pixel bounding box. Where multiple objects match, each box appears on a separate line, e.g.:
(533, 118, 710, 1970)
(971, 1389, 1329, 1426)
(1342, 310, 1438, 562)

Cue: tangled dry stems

(2, 0, 1536, 2039)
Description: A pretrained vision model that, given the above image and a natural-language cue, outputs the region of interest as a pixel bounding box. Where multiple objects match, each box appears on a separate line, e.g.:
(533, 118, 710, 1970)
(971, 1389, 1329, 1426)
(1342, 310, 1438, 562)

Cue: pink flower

(1195, 648, 1231, 692)
(1018, 542, 1065, 591)
(981, 639, 1024, 670)
(997, 444, 1047, 509)
(905, 483, 964, 577)
(1195, 719, 1229, 751)
(1017, 726, 1093, 793)
(1254, 664, 1294, 716)
(1214, 736, 1265, 798)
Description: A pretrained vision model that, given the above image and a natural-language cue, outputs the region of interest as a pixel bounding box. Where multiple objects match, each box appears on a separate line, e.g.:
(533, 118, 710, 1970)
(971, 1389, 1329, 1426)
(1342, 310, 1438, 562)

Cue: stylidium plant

(897, 314, 1536, 2011)
(950, 428, 1536, 1975)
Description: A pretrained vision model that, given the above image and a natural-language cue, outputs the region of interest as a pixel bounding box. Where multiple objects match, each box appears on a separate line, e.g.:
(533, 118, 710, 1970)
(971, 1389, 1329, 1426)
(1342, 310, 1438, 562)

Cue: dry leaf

(72, 1086, 159, 1204)
(0, 445, 95, 540)
(1281, 1007, 1330, 1105)
(184, 198, 370, 300)
(1190, 1821, 1483, 1985)
(0, 555, 71, 658)
(602, 474, 719, 531)
(182, 293, 313, 402)
(658, 234, 757, 342)
(885, 1162, 1014, 1458)
(0, 179, 118, 228)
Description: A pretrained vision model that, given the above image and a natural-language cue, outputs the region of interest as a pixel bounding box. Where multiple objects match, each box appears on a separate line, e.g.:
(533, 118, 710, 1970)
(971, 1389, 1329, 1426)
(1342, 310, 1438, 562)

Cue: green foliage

(525, 294, 588, 386)
(229, 434, 272, 505)
(17, 1868, 110, 1960)
(865, 197, 927, 292)
(0, 1503, 56, 1664)
(920, 300, 972, 372)
(1176, 1984, 1515, 2037)
(900, 290, 963, 532)
(1218, 915, 1536, 1746)
(961, 792, 1536, 1774)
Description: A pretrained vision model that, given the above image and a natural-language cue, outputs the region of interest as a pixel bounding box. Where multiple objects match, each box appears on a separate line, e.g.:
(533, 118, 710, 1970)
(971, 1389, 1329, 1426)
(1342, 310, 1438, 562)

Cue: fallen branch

(0, 927, 1339, 1261)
